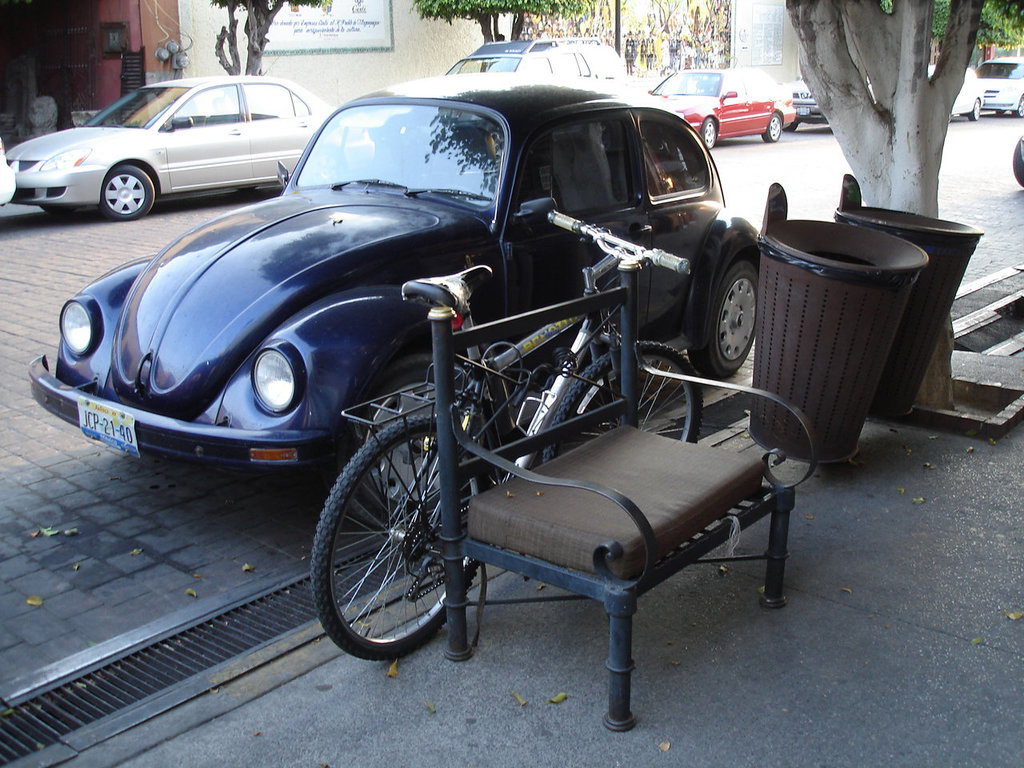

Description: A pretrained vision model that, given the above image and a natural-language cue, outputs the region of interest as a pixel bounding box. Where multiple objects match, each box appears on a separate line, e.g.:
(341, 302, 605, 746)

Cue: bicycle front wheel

(310, 412, 454, 660)
(555, 340, 703, 444)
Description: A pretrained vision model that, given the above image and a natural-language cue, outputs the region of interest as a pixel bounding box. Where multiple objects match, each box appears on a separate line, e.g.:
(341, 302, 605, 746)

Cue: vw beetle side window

(516, 118, 631, 214)
(639, 115, 709, 199)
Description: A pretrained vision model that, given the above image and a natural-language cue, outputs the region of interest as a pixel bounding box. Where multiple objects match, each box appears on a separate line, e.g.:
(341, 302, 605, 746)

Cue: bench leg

(604, 590, 638, 731)
(760, 487, 794, 609)
(442, 542, 472, 661)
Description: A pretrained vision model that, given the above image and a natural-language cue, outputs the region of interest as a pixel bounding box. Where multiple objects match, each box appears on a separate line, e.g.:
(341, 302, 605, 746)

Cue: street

(0, 113, 1021, 713)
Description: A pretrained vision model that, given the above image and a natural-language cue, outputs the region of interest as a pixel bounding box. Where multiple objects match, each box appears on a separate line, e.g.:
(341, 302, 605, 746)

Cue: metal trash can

(834, 175, 984, 417)
(749, 184, 929, 463)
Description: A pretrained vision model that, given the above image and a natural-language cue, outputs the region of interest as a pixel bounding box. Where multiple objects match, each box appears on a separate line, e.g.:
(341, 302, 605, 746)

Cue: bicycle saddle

(401, 265, 493, 317)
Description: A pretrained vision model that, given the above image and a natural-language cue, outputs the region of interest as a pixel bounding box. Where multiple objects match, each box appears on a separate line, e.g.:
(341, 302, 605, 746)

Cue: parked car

(650, 68, 795, 149)
(927, 64, 985, 121)
(1014, 136, 1024, 186)
(447, 38, 626, 80)
(950, 67, 984, 120)
(976, 57, 1024, 117)
(30, 75, 761, 475)
(784, 79, 828, 130)
(6, 75, 331, 221)
(0, 137, 14, 205)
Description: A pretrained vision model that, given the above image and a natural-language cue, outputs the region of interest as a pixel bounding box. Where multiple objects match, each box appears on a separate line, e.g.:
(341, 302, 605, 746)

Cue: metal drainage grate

(0, 576, 316, 766)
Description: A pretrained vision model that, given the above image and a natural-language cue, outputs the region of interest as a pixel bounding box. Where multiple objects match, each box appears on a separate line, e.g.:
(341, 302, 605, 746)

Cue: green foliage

(979, 0, 1024, 45)
(928, 0, 1024, 47)
(414, 0, 588, 24)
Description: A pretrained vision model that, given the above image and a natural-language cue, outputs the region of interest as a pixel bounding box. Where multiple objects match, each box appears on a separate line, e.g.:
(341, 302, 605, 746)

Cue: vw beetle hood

(109, 192, 485, 417)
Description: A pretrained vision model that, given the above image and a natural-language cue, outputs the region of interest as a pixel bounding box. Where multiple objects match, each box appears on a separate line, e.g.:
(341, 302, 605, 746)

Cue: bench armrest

(637, 353, 818, 488)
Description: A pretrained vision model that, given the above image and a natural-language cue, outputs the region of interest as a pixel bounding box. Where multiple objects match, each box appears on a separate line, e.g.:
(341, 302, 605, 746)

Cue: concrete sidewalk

(58, 412, 1024, 768)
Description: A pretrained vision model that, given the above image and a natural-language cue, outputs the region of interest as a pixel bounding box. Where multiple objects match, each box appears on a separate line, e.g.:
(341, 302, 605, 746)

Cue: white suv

(447, 39, 625, 80)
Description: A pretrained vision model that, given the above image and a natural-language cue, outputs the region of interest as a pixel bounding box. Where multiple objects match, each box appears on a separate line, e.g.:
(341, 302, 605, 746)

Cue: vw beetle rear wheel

(689, 260, 758, 379)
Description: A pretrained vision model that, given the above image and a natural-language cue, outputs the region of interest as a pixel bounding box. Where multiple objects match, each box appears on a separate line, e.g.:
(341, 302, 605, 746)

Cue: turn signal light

(249, 447, 298, 462)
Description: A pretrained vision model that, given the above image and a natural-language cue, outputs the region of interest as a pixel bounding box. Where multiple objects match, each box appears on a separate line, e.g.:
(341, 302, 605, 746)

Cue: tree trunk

(243, 0, 287, 76)
(785, 0, 983, 411)
(510, 12, 524, 40)
(215, 0, 242, 75)
(476, 13, 502, 42)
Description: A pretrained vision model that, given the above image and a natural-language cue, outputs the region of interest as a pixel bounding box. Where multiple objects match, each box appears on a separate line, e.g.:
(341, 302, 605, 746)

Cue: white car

(448, 39, 626, 80)
(929, 65, 985, 121)
(6, 76, 331, 220)
(0, 137, 14, 205)
(976, 57, 1024, 117)
(951, 68, 985, 121)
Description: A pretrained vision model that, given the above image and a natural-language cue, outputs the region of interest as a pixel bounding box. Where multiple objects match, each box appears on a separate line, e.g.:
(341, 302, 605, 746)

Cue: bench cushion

(467, 426, 765, 579)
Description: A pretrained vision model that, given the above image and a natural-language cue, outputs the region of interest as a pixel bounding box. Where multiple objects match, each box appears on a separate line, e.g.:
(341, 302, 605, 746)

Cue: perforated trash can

(749, 184, 929, 463)
(835, 175, 983, 417)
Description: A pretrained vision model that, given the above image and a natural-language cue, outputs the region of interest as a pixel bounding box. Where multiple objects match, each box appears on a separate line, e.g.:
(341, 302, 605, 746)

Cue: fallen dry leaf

(424, 701, 436, 715)
(387, 660, 398, 678)
(130, 548, 143, 556)
(26, 595, 43, 607)
(547, 692, 568, 704)
(185, 588, 198, 598)
(511, 692, 527, 707)
(659, 741, 671, 753)
(242, 563, 255, 572)
(1003, 610, 1023, 621)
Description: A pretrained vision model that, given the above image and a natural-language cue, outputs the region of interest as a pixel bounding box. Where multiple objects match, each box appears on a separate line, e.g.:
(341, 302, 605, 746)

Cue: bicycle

(310, 210, 704, 660)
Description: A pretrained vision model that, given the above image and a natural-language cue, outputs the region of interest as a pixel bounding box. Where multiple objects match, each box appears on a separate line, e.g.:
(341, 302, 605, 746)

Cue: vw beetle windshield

(295, 104, 505, 207)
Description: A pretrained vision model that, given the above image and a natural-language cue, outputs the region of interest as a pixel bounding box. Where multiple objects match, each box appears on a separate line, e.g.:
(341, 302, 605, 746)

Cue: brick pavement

(0, 120, 1021, 697)
(0, 191, 325, 686)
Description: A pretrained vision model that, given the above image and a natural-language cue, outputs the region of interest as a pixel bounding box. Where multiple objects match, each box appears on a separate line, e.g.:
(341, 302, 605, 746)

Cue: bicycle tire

(311, 412, 466, 660)
(550, 340, 703, 451)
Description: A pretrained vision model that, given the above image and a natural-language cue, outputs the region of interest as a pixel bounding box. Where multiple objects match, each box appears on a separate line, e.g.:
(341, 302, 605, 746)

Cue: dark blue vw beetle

(30, 74, 759, 473)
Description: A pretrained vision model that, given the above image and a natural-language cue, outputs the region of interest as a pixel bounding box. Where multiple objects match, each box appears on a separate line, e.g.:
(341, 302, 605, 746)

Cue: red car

(651, 68, 795, 149)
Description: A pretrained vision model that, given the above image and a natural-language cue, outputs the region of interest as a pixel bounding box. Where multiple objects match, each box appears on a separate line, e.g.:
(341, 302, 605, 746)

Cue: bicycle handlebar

(548, 210, 691, 276)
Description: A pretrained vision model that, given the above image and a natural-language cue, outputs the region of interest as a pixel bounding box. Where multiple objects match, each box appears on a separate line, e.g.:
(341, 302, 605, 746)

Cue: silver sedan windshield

(86, 86, 189, 128)
(296, 104, 505, 207)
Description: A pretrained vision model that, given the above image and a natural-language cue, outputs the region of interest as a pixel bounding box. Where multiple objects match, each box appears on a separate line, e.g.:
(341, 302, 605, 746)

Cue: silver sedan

(5, 75, 331, 220)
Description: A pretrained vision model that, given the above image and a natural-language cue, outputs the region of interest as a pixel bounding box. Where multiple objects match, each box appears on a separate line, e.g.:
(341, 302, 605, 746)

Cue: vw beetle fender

(682, 209, 760, 350)
(54, 257, 152, 388)
(212, 285, 430, 437)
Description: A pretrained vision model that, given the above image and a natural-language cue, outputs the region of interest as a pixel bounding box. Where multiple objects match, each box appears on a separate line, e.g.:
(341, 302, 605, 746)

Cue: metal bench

(427, 259, 816, 730)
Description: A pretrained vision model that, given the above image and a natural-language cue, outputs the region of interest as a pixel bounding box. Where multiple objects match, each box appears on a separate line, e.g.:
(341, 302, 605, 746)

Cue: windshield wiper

(405, 188, 489, 201)
(331, 179, 409, 192)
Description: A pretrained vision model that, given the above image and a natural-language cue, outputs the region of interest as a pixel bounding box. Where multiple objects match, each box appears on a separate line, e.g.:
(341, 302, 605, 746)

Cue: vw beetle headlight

(60, 299, 97, 356)
(253, 347, 300, 413)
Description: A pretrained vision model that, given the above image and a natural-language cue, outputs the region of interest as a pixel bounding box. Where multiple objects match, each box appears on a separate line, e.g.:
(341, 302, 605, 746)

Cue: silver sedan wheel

(100, 164, 155, 221)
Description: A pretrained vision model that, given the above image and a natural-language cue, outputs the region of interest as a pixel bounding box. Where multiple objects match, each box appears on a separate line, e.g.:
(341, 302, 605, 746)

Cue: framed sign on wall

(266, 0, 394, 54)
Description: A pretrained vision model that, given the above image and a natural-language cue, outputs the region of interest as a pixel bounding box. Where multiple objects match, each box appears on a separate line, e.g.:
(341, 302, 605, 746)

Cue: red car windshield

(654, 72, 722, 98)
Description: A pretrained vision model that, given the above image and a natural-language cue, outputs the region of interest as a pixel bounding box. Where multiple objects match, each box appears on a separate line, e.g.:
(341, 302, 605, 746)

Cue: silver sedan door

(242, 82, 318, 182)
(163, 84, 253, 191)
